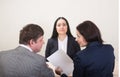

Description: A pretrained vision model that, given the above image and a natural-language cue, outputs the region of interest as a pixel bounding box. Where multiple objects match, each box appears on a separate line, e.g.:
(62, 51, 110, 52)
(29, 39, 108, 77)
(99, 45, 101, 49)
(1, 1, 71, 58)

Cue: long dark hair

(76, 20, 103, 43)
(51, 17, 73, 38)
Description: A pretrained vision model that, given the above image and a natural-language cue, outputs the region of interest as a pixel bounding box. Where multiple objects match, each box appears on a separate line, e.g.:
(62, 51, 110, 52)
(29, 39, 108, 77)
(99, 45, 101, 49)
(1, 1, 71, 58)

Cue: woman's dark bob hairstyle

(76, 20, 103, 43)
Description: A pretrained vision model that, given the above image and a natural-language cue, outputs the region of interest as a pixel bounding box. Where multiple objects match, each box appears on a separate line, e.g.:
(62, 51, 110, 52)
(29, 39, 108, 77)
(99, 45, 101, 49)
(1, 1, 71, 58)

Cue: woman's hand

(55, 66, 63, 75)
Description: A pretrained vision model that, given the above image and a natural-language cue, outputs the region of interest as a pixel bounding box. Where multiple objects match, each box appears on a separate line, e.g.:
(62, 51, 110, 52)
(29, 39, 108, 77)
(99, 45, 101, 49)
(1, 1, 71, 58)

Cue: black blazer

(45, 37, 80, 60)
(73, 42, 115, 77)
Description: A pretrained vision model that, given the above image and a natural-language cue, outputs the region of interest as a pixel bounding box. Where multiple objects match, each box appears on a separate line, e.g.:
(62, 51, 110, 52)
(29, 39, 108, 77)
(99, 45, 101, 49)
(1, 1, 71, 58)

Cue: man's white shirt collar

(19, 44, 33, 52)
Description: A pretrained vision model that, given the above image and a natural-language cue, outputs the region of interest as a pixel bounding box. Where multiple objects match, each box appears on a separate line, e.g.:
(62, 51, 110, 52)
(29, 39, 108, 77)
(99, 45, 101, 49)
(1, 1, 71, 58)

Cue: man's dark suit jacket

(45, 37, 80, 60)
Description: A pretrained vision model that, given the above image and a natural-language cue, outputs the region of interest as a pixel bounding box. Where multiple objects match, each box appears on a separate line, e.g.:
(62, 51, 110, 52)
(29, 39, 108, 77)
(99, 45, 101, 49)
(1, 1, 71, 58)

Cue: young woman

(55, 20, 115, 77)
(45, 17, 80, 60)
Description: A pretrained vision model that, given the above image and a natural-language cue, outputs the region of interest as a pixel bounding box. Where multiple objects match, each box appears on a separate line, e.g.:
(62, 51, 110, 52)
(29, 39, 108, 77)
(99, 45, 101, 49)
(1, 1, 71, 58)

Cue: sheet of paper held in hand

(47, 49, 74, 75)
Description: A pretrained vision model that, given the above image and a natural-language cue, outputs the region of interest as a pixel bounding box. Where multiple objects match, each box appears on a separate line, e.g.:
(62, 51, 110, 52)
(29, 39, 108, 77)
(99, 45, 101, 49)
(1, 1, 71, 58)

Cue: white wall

(0, 0, 118, 60)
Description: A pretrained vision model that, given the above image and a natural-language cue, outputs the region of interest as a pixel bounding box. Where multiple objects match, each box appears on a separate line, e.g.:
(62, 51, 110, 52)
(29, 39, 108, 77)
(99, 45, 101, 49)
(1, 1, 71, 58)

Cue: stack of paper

(47, 49, 74, 75)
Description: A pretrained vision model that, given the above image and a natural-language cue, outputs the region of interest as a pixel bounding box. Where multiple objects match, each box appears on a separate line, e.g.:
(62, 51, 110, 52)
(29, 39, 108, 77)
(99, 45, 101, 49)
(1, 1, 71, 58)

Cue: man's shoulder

(0, 48, 15, 56)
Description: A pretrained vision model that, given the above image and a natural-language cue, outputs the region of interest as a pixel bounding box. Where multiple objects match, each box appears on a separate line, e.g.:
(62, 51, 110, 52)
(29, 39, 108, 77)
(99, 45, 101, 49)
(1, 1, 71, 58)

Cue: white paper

(47, 49, 74, 75)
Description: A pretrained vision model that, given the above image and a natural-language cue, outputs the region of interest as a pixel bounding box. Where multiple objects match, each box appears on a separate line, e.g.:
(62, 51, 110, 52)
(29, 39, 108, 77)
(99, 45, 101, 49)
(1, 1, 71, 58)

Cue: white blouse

(58, 36, 68, 53)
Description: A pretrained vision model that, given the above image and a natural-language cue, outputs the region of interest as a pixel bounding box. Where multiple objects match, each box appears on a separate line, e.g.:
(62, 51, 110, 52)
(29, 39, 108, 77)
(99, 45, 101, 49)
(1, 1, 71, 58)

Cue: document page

(47, 49, 74, 75)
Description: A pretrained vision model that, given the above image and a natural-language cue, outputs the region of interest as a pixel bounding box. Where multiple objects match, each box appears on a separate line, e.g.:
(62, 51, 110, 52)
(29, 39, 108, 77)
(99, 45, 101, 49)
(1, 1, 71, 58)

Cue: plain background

(0, 0, 118, 61)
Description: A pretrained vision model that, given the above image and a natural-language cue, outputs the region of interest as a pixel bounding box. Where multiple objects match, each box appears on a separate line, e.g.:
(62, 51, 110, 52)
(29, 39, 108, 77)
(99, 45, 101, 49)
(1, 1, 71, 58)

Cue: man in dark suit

(0, 24, 55, 77)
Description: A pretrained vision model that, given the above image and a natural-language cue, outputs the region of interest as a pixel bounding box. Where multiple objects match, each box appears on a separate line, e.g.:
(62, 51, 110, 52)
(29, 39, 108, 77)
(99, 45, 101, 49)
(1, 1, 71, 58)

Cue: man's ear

(29, 39, 35, 46)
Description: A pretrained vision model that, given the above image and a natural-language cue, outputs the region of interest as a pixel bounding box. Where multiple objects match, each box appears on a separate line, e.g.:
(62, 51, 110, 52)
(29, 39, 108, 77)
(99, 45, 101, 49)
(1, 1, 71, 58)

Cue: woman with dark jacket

(55, 20, 115, 77)
(45, 17, 80, 60)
